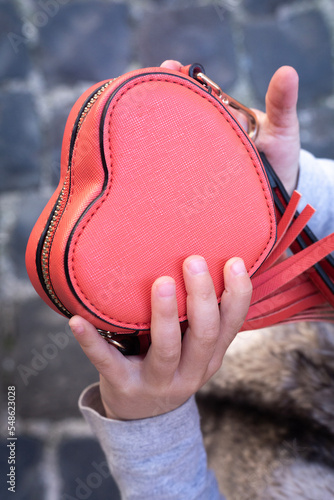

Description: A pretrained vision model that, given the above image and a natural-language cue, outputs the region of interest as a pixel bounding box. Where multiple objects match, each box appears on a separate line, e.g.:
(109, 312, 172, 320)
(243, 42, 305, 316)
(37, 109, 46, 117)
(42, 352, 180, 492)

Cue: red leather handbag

(26, 63, 334, 354)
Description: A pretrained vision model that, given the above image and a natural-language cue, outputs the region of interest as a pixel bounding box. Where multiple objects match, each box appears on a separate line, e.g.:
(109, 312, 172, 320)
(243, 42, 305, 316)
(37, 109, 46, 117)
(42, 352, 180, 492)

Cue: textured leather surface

(69, 74, 275, 330)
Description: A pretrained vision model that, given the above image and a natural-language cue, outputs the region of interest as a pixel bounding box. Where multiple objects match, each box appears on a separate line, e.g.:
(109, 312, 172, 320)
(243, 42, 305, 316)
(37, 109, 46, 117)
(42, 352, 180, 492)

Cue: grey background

(0, 0, 334, 498)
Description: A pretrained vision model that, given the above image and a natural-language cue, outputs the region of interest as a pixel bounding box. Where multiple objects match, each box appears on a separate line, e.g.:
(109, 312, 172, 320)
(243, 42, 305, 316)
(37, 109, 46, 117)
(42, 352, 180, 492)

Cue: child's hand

(161, 60, 300, 195)
(70, 256, 252, 420)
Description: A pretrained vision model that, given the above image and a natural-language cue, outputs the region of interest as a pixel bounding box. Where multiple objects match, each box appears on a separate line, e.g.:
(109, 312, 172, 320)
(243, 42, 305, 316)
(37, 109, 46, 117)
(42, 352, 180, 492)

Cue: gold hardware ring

(195, 72, 259, 141)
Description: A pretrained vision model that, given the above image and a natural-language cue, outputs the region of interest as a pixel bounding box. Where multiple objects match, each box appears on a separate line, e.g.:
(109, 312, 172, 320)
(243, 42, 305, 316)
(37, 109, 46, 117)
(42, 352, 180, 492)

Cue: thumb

(69, 315, 126, 378)
(265, 65, 299, 133)
(255, 66, 300, 194)
(160, 60, 183, 71)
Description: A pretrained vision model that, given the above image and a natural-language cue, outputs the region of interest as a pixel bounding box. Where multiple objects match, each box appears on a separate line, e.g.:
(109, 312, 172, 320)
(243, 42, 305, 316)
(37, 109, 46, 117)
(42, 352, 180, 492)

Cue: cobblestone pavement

(1, 0, 334, 498)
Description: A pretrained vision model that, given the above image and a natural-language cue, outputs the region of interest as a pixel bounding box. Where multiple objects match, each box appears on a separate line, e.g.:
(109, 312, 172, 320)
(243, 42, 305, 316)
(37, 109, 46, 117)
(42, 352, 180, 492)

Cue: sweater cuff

(79, 382, 199, 453)
(79, 383, 221, 499)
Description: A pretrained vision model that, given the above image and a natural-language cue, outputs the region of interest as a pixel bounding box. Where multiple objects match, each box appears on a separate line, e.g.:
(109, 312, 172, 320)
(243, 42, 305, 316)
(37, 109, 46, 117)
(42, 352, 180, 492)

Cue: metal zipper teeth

(41, 78, 117, 312)
(76, 79, 116, 132)
(41, 173, 71, 313)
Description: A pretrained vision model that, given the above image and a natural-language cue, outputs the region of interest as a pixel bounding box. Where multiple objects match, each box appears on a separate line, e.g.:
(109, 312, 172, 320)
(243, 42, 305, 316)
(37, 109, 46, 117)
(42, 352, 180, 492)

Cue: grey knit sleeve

(79, 383, 223, 500)
(297, 149, 334, 238)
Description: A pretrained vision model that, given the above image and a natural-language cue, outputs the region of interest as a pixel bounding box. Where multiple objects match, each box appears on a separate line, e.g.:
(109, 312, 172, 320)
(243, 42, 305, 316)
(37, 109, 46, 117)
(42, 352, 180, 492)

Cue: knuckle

(156, 346, 180, 365)
(196, 338, 216, 358)
(196, 287, 215, 302)
(199, 321, 220, 346)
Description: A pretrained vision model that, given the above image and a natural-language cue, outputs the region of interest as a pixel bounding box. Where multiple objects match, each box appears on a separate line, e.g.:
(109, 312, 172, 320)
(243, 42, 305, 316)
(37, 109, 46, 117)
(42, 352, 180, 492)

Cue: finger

(143, 277, 181, 384)
(179, 256, 220, 380)
(160, 60, 183, 71)
(69, 315, 127, 379)
(265, 65, 299, 133)
(216, 258, 252, 358)
(255, 66, 300, 194)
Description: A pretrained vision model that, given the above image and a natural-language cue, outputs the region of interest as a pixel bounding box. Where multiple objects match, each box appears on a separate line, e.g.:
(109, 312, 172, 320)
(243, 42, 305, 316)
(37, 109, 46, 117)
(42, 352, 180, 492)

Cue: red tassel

(242, 190, 334, 331)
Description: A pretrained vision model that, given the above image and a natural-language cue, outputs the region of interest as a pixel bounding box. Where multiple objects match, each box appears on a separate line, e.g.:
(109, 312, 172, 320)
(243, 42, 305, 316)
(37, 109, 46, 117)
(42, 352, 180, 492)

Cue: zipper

(76, 80, 116, 132)
(39, 78, 117, 314)
(41, 171, 71, 314)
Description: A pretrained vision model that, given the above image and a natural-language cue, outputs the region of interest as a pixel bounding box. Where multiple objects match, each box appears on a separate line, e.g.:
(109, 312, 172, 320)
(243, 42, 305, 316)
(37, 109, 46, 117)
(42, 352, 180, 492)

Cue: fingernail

(231, 259, 247, 276)
(187, 257, 208, 275)
(156, 280, 176, 297)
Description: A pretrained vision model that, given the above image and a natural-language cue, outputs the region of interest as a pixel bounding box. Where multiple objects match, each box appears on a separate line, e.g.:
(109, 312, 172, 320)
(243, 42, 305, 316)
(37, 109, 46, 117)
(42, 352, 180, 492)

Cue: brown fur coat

(197, 322, 334, 499)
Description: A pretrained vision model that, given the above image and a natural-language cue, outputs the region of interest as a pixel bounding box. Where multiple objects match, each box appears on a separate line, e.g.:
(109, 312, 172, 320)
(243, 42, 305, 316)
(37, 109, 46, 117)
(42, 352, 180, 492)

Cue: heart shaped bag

(26, 64, 334, 353)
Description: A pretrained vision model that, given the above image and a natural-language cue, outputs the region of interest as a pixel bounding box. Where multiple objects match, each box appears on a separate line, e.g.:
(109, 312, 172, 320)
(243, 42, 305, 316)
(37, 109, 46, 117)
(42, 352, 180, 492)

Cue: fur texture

(197, 322, 334, 499)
